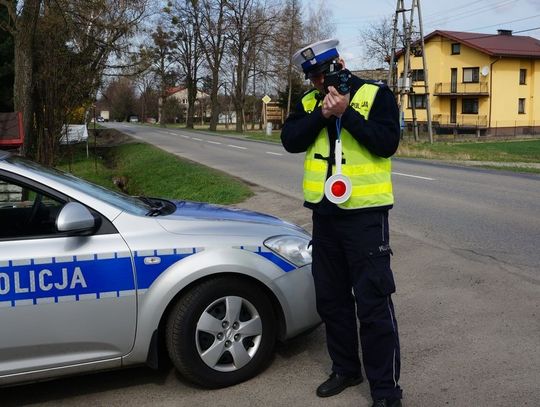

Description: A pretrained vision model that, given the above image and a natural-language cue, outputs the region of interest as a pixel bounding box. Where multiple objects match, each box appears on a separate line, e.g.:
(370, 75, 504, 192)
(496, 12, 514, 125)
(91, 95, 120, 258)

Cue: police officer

(281, 39, 403, 407)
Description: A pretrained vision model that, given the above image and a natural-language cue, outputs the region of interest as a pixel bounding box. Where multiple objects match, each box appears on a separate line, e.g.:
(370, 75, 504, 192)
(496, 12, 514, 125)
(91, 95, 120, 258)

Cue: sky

(303, 0, 540, 70)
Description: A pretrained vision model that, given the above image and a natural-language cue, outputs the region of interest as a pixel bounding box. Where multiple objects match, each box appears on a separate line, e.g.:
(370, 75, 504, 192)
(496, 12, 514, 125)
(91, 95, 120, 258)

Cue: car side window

(0, 179, 65, 239)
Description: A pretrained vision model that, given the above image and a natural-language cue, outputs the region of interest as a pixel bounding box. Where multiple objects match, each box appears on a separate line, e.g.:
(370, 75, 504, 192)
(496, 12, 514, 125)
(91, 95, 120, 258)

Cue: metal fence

(402, 119, 540, 140)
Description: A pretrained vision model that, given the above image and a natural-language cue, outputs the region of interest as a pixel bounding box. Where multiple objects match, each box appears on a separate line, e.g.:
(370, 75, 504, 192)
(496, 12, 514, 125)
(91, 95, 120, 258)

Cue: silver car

(0, 150, 319, 388)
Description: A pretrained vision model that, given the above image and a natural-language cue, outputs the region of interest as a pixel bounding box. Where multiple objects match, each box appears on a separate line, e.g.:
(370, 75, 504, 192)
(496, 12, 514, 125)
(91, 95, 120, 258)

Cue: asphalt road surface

(2, 123, 538, 407)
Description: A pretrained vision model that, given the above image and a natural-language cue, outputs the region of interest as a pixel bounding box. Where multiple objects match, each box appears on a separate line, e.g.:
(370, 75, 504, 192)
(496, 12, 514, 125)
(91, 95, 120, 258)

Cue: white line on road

(192, 137, 202, 141)
(393, 172, 436, 181)
(180, 135, 190, 139)
(167, 132, 177, 135)
(207, 140, 222, 145)
(266, 152, 283, 156)
(228, 144, 247, 150)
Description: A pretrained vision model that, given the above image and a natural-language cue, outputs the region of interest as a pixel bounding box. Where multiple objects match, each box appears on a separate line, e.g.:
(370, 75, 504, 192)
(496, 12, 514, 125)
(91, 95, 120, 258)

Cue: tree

(190, 0, 228, 131)
(0, 0, 150, 160)
(0, 0, 40, 154)
(225, 0, 277, 132)
(303, 0, 335, 45)
(0, 1, 14, 111)
(167, 1, 203, 129)
(102, 77, 137, 122)
(142, 24, 178, 126)
(272, 0, 303, 116)
(359, 17, 395, 69)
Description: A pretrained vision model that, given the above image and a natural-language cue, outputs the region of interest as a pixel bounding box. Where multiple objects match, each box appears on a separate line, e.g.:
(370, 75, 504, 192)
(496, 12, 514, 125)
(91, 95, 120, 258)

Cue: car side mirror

(56, 202, 96, 234)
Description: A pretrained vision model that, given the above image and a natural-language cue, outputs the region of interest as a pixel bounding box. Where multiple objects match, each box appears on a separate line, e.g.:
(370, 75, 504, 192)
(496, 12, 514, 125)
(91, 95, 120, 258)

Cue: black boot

(316, 372, 363, 397)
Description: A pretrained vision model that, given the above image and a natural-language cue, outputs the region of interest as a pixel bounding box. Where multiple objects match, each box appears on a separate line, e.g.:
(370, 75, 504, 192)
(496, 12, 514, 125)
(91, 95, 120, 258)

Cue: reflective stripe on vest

(301, 84, 394, 209)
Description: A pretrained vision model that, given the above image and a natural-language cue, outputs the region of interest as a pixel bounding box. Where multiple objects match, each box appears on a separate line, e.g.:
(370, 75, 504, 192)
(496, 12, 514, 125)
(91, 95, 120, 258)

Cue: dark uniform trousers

(312, 210, 402, 400)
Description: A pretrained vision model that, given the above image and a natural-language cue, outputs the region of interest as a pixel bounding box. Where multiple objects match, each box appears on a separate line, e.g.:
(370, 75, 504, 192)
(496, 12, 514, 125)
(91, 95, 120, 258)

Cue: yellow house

(396, 29, 540, 136)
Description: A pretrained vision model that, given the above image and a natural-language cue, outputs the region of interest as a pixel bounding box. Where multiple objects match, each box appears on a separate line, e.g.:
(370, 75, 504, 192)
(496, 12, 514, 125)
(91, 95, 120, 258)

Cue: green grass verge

(397, 139, 540, 162)
(57, 141, 253, 205)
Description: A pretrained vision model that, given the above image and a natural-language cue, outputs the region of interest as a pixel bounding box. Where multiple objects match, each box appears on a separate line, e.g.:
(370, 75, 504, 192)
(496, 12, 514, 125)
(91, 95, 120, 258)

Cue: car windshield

(6, 155, 151, 215)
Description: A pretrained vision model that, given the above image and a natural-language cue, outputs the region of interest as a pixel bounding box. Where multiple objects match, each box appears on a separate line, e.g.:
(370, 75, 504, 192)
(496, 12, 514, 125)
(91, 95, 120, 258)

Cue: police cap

(292, 39, 340, 79)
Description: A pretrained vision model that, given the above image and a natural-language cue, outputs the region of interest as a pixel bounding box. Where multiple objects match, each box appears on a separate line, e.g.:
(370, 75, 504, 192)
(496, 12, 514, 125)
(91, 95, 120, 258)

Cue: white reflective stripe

(55, 256, 74, 263)
(76, 254, 95, 261)
(36, 297, 55, 304)
(57, 295, 76, 303)
(34, 257, 54, 265)
(175, 248, 193, 255)
(97, 252, 115, 260)
(12, 259, 31, 266)
(14, 299, 33, 306)
(387, 296, 398, 388)
(79, 293, 98, 301)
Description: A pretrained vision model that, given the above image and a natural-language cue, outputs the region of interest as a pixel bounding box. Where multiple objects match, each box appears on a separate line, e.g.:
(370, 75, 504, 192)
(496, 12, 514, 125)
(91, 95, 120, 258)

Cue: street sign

(261, 95, 271, 104)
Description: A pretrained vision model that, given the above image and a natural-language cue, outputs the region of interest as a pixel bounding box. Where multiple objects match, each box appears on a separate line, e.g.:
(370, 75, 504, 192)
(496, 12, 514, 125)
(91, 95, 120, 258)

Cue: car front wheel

(166, 276, 277, 388)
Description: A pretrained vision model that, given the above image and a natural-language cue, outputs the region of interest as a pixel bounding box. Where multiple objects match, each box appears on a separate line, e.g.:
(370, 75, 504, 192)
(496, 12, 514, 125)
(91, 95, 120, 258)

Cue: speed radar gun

(324, 118, 352, 204)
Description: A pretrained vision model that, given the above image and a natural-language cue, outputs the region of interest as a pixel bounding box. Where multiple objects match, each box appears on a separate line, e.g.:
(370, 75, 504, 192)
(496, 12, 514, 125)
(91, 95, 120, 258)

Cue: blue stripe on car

(0, 246, 295, 308)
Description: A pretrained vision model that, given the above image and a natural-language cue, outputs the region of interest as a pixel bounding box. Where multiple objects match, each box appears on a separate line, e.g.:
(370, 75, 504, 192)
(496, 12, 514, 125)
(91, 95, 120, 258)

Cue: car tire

(165, 276, 277, 388)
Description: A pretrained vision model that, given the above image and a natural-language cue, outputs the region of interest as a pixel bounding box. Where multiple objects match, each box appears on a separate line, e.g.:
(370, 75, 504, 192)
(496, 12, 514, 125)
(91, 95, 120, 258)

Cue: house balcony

(433, 82, 489, 96)
(432, 114, 488, 128)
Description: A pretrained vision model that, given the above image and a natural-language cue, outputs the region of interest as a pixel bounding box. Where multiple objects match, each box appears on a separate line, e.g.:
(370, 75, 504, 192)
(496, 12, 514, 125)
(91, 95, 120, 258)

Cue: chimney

(497, 29, 513, 36)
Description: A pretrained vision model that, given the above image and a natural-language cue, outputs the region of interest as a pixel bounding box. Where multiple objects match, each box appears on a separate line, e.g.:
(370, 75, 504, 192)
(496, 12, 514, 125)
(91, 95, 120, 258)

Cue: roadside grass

(397, 139, 540, 163)
(57, 137, 253, 204)
(112, 123, 540, 173)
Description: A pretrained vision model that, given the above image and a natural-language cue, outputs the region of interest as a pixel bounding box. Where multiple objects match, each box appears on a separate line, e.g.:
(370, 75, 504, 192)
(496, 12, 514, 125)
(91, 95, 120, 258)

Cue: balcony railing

(434, 82, 489, 96)
(432, 114, 488, 127)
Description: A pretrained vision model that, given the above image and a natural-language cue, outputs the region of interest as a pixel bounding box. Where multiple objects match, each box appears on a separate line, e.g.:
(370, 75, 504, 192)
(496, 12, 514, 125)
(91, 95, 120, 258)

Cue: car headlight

(264, 235, 312, 267)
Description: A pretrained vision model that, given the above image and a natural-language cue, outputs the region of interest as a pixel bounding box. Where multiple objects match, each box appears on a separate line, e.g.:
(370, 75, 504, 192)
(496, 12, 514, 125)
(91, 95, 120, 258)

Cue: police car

(0, 150, 319, 388)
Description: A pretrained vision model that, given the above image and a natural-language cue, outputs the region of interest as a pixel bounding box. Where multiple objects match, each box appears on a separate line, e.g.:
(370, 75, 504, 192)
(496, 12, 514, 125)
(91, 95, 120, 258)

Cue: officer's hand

(322, 86, 350, 119)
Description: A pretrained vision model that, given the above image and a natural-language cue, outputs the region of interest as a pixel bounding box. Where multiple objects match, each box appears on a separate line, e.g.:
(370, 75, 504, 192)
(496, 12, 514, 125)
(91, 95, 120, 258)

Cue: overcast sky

(303, 0, 540, 69)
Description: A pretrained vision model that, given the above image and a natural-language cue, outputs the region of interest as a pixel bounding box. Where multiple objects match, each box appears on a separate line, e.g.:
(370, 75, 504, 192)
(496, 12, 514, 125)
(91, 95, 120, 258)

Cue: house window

(463, 67, 479, 83)
(408, 94, 427, 109)
(519, 69, 527, 85)
(462, 98, 478, 114)
(451, 43, 461, 54)
(518, 98, 526, 114)
(411, 69, 425, 82)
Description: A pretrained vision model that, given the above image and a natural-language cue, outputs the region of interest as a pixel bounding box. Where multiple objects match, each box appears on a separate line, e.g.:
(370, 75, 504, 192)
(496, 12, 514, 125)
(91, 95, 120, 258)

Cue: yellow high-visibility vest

(301, 83, 394, 209)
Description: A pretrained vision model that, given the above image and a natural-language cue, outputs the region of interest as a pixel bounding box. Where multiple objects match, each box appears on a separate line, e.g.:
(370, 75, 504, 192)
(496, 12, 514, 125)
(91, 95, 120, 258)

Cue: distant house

(167, 87, 211, 122)
(395, 29, 540, 136)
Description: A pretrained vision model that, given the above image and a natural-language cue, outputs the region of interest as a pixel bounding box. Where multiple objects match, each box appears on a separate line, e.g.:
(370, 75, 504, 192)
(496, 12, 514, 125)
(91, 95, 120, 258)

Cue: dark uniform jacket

(281, 74, 400, 215)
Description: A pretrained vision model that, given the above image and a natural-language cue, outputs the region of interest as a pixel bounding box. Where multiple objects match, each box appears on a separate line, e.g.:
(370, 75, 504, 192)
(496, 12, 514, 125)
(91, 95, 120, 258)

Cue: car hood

(157, 200, 307, 235)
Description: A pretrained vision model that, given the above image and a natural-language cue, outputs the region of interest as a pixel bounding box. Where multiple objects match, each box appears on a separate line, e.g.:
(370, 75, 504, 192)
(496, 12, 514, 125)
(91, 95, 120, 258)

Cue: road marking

(228, 144, 247, 150)
(207, 140, 221, 145)
(167, 132, 177, 135)
(192, 137, 202, 141)
(266, 151, 283, 156)
(393, 172, 436, 181)
(180, 135, 190, 139)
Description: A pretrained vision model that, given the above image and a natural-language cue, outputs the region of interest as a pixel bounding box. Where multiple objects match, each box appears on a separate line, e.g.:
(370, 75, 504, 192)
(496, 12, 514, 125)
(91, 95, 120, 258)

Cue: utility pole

(387, 0, 433, 143)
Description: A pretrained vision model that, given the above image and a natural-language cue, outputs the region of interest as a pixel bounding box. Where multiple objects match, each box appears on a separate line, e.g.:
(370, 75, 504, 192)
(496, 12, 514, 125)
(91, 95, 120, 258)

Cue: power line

(514, 26, 540, 33)
(424, 0, 518, 28)
(464, 14, 540, 32)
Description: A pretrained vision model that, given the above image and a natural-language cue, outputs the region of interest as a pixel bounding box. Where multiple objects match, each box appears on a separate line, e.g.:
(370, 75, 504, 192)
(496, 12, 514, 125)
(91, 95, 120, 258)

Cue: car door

(0, 173, 137, 377)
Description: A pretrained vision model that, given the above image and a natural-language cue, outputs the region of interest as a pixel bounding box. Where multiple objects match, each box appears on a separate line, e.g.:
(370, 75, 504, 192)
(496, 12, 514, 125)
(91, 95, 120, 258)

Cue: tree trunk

(209, 68, 220, 131)
(13, 0, 41, 156)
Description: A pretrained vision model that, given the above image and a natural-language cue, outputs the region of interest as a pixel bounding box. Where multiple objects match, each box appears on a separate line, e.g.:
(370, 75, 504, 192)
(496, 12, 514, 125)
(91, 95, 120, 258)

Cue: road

(2, 123, 538, 407)
(109, 123, 540, 278)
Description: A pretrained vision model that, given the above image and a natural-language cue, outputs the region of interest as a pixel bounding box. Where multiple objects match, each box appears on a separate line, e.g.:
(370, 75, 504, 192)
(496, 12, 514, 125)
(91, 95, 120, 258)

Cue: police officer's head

(292, 38, 345, 92)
